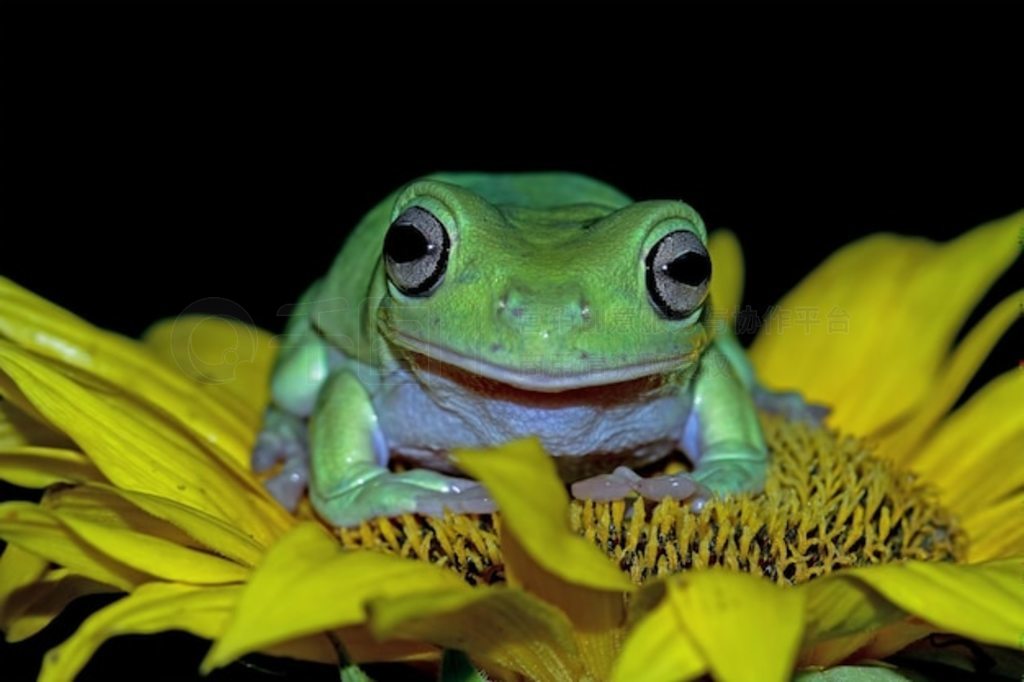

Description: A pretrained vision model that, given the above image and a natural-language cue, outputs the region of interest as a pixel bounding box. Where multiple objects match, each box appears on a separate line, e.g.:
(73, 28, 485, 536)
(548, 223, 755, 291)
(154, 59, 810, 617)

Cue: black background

(2, 11, 1022, 682)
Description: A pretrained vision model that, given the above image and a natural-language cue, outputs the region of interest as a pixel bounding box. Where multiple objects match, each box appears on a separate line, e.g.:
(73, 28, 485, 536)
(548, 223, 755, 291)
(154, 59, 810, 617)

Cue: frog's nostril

(498, 286, 591, 332)
(499, 288, 530, 321)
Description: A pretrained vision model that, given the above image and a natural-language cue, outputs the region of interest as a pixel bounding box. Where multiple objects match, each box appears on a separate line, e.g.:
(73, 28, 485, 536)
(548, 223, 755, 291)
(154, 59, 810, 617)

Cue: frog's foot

(635, 473, 707, 503)
(252, 406, 309, 512)
(312, 466, 496, 528)
(571, 466, 644, 501)
(612, 445, 769, 511)
(753, 386, 830, 424)
(571, 466, 706, 503)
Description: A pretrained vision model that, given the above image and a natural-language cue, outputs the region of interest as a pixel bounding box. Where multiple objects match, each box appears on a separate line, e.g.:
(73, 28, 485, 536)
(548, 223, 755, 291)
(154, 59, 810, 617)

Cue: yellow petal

(142, 315, 278, 424)
(749, 211, 1023, 436)
(0, 502, 149, 591)
(908, 370, 1024, 516)
(611, 591, 706, 682)
(798, 631, 878, 669)
(262, 633, 338, 666)
(963, 492, 1024, 563)
(110, 487, 266, 568)
(39, 582, 240, 682)
(501, 528, 626, 679)
(369, 587, 583, 682)
(851, 619, 935, 662)
(802, 572, 904, 644)
(670, 570, 806, 682)
(4, 569, 115, 643)
(797, 571, 907, 667)
(45, 491, 250, 585)
(845, 558, 1024, 649)
(456, 440, 633, 678)
(878, 292, 1023, 463)
(43, 486, 200, 544)
(0, 399, 72, 449)
(202, 523, 467, 673)
(0, 543, 48, 626)
(0, 342, 291, 546)
(454, 439, 634, 593)
(0, 446, 103, 488)
(709, 229, 745, 324)
(336, 624, 440, 665)
(0, 374, 58, 439)
(0, 277, 255, 469)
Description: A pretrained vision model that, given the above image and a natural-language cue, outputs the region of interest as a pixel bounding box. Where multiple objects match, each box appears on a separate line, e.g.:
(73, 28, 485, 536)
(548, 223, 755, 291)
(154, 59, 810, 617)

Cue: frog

(252, 172, 824, 527)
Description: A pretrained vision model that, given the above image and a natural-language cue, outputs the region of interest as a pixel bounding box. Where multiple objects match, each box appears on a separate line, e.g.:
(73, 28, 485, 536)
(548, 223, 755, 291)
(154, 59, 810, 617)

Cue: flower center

(334, 415, 966, 585)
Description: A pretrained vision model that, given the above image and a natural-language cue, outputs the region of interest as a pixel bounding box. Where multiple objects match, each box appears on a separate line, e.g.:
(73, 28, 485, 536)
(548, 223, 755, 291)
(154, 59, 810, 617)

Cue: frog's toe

(636, 472, 706, 502)
(754, 387, 830, 424)
(413, 482, 496, 517)
(252, 407, 309, 473)
(571, 466, 643, 501)
(252, 431, 307, 473)
(264, 457, 309, 512)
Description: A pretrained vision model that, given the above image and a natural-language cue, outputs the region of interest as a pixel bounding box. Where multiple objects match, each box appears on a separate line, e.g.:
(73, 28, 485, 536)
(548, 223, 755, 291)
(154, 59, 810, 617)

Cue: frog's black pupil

(663, 252, 710, 287)
(384, 223, 431, 263)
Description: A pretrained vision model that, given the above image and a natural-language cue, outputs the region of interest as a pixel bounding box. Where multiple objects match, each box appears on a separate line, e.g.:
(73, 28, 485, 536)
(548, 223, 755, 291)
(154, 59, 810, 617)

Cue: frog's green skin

(254, 173, 778, 527)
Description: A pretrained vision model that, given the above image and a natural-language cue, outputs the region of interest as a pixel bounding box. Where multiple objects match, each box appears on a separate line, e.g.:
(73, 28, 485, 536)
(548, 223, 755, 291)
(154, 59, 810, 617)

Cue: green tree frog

(253, 173, 823, 527)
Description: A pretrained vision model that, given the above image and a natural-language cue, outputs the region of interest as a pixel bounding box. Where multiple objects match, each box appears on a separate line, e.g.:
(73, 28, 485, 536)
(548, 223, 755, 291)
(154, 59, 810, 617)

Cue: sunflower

(0, 211, 1021, 681)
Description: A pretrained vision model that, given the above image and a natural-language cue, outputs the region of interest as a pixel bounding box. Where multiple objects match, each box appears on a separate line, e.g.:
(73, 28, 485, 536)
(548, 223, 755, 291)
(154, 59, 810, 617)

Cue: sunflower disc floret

(336, 415, 966, 585)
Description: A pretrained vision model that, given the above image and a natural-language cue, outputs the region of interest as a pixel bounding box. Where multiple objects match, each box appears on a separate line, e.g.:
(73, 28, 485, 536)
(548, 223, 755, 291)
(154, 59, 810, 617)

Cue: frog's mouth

(391, 332, 693, 393)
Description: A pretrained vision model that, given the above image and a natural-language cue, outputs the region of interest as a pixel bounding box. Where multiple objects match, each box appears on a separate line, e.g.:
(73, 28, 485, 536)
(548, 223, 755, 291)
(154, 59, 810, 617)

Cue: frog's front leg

(310, 370, 495, 527)
(572, 345, 767, 505)
(639, 344, 767, 505)
(575, 346, 767, 506)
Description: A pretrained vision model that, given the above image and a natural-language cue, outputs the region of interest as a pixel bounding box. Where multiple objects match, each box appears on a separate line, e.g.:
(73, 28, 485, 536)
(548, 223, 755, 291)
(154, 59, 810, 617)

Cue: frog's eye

(645, 230, 711, 319)
(383, 206, 451, 296)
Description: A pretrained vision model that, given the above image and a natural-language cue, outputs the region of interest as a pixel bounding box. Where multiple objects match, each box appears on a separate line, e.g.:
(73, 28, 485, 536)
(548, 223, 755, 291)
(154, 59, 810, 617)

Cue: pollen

(334, 415, 966, 586)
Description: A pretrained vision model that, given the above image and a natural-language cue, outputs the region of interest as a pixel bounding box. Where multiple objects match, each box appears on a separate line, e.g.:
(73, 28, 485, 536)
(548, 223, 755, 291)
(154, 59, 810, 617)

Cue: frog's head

(378, 179, 713, 392)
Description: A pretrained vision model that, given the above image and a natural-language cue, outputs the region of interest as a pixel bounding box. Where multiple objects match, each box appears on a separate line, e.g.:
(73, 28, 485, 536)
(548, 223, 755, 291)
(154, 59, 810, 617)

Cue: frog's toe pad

(414, 484, 497, 516)
(571, 466, 643, 502)
(252, 432, 307, 473)
(252, 406, 309, 475)
(636, 473, 707, 502)
(754, 388, 830, 424)
(265, 458, 309, 512)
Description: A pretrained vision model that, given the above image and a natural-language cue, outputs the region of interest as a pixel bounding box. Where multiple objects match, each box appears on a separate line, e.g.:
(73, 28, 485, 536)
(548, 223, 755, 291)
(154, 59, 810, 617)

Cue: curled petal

(612, 592, 706, 682)
(202, 523, 467, 673)
(455, 439, 634, 593)
(370, 587, 583, 682)
(670, 570, 806, 682)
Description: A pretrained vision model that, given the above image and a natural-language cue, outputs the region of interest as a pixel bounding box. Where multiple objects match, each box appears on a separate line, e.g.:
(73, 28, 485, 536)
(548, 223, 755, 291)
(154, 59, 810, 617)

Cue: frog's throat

(390, 332, 694, 393)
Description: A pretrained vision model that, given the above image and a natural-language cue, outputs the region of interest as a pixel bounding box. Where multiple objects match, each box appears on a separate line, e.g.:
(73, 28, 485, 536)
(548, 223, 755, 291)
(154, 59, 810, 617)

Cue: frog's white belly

(368, 359, 694, 481)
